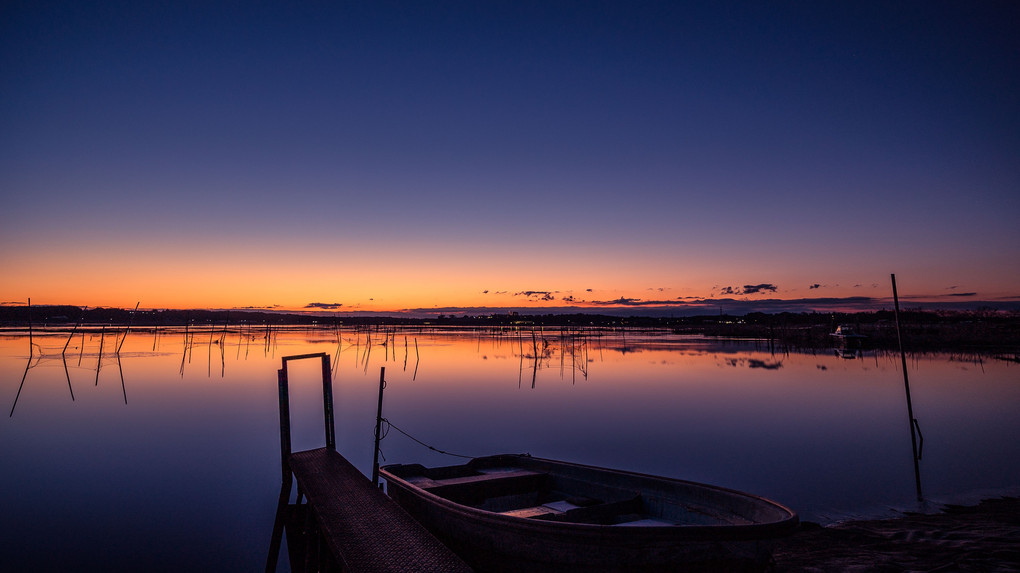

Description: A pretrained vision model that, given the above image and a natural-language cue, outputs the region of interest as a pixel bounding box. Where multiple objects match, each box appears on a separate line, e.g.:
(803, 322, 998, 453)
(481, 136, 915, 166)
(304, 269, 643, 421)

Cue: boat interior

(384, 456, 750, 527)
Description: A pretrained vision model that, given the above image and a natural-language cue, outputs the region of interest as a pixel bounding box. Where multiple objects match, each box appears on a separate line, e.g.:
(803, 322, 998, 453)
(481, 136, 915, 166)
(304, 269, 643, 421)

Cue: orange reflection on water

(3, 327, 1019, 529)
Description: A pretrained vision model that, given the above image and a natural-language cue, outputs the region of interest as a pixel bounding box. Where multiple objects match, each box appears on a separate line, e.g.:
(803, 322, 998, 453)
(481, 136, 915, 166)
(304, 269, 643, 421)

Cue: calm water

(2, 326, 1018, 572)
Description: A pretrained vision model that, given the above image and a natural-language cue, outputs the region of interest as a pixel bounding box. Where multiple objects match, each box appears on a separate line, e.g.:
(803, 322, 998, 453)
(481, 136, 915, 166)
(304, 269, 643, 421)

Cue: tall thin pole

(117, 302, 139, 354)
(63, 307, 85, 355)
(277, 367, 292, 482)
(892, 273, 923, 501)
(321, 354, 335, 451)
(372, 367, 386, 487)
(96, 325, 106, 386)
(27, 298, 33, 358)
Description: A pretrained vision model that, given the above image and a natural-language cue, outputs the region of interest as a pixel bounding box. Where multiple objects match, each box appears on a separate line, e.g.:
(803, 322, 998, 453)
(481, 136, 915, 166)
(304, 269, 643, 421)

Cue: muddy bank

(773, 497, 1020, 572)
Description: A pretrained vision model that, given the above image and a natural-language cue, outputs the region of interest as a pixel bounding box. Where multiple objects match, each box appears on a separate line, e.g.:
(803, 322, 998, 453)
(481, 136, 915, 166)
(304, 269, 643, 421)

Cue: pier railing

(277, 352, 336, 481)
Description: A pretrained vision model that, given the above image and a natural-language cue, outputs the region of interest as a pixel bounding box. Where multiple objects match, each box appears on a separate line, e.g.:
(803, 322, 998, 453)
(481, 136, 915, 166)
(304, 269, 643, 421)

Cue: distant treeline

(2, 305, 1018, 352)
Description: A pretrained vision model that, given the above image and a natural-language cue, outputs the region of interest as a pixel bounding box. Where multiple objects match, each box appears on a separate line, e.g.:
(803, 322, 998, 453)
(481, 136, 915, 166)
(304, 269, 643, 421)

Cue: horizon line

(4, 295, 1020, 319)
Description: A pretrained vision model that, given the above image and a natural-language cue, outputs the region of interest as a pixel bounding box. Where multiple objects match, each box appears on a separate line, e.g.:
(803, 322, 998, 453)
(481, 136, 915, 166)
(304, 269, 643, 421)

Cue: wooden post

(278, 367, 292, 482)
(117, 354, 127, 405)
(413, 338, 420, 381)
(63, 307, 85, 355)
(116, 302, 139, 354)
(892, 274, 923, 501)
(27, 298, 33, 358)
(96, 325, 106, 385)
(372, 367, 386, 487)
(10, 358, 32, 417)
(63, 354, 75, 402)
(264, 474, 293, 573)
(321, 353, 336, 451)
(78, 328, 85, 366)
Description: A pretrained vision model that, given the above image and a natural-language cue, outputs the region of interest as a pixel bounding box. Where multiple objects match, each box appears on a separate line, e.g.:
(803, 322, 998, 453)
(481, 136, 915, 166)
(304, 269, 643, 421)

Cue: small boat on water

(830, 324, 866, 339)
(380, 454, 798, 572)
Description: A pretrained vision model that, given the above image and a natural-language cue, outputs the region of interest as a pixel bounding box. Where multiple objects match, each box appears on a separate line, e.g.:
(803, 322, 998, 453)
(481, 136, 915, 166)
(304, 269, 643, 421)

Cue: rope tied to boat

(379, 417, 477, 460)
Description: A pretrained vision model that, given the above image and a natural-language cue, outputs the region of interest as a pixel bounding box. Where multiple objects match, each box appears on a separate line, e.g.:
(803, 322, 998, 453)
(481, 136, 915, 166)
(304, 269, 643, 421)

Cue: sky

(2, 1, 1018, 316)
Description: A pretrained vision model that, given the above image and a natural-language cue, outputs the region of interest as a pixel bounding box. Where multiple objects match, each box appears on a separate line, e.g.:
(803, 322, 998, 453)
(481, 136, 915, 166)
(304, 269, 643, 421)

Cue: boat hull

(381, 454, 797, 573)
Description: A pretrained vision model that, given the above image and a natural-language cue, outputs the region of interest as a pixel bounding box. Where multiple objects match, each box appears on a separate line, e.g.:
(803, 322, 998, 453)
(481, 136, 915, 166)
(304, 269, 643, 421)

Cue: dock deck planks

(288, 447, 473, 573)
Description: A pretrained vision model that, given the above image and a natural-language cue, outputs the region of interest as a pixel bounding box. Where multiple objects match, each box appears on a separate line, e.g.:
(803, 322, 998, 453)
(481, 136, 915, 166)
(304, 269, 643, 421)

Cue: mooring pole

(321, 353, 336, 451)
(372, 366, 386, 487)
(277, 367, 292, 482)
(892, 273, 923, 501)
(27, 297, 33, 358)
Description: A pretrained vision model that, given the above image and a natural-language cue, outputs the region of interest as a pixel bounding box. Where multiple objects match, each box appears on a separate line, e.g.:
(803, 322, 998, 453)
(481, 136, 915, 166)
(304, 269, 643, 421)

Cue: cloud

(394, 295, 1020, 318)
(561, 295, 577, 303)
(589, 297, 638, 306)
(482, 290, 489, 294)
(720, 284, 778, 296)
(946, 292, 977, 297)
(589, 297, 690, 307)
(809, 284, 821, 289)
(515, 291, 554, 301)
(305, 302, 343, 310)
(741, 283, 778, 294)
(585, 288, 593, 292)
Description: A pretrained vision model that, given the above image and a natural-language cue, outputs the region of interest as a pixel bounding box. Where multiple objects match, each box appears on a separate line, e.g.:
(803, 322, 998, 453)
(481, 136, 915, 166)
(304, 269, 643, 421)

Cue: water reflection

(8, 327, 139, 417)
(835, 348, 859, 360)
(1, 327, 1019, 572)
(9, 352, 37, 416)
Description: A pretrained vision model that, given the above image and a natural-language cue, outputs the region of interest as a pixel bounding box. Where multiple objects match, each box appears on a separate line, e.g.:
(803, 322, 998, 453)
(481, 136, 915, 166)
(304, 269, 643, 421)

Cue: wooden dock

(266, 353, 472, 573)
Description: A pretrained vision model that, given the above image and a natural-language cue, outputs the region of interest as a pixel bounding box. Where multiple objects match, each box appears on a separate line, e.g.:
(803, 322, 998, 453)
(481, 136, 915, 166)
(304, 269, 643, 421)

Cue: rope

(379, 417, 476, 460)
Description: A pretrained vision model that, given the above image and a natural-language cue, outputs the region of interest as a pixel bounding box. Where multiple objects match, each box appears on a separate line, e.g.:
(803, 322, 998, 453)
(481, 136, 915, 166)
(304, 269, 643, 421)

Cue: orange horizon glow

(3, 239, 1018, 314)
(4, 285, 1017, 316)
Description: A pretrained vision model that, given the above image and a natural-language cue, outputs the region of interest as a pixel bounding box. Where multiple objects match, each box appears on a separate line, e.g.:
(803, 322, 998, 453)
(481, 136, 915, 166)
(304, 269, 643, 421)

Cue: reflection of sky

(2, 3, 1019, 312)
(3, 328, 1019, 573)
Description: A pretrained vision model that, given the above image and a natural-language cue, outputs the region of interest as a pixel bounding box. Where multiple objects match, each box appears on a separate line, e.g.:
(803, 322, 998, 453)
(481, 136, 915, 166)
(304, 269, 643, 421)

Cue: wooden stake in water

(10, 354, 32, 417)
(116, 302, 139, 354)
(372, 367, 386, 487)
(63, 354, 75, 402)
(96, 325, 106, 386)
(892, 273, 923, 501)
(117, 354, 127, 405)
(413, 338, 420, 381)
(63, 305, 85, 354)
(27, 297, 33, 358)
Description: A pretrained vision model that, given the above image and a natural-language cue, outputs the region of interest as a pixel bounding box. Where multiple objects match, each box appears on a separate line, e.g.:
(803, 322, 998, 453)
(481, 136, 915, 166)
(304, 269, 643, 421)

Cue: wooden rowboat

(380, 454, 798, 572)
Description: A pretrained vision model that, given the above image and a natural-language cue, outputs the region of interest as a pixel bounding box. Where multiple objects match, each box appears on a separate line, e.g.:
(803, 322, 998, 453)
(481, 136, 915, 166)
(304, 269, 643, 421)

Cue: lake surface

(2, 326, 1018, 572)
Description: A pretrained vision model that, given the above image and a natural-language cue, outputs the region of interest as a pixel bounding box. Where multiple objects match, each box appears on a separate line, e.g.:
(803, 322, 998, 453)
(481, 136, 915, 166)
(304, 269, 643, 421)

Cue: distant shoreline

(2, 304, 1018, 354)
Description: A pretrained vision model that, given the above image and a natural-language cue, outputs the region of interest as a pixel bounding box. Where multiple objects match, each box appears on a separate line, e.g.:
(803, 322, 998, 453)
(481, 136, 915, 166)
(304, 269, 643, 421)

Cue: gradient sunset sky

(2, 2, 1018, 315)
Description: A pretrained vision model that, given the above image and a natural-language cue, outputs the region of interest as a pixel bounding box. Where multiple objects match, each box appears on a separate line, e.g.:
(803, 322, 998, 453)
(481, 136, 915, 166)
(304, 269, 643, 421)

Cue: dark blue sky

(2, 1, 1018, 312)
